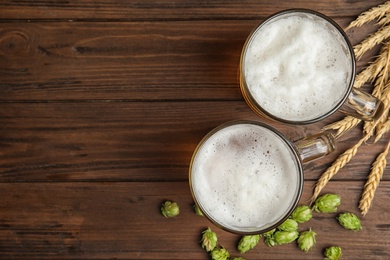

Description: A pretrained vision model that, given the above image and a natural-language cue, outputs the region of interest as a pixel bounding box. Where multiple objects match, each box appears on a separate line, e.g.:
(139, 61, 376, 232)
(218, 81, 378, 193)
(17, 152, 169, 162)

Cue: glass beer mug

(240, 9, 384, 124)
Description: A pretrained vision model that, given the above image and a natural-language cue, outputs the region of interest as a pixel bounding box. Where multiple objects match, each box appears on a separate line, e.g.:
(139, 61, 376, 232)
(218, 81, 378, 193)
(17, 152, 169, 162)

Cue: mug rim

(240, 8, 357, 125)
(188, 120, 304, 235)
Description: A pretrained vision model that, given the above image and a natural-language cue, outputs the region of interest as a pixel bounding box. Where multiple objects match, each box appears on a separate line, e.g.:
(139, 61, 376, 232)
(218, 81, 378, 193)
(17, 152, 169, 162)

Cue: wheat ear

(377, 13, 390, 27)
(354, 24, 390, 59)
(364, 82, 390, 137)
(354, 65, 377, 89)
(363, 42, 390, 136)
(359, 139, 390, 216)
(355, 41, 390, 92)
(322, 43, 389, 139)
(373, 83, 390, 141)
(372, 41, 390, 98)
(374, 116, 390, 142)
(346, 1, 390, 30)
(310, 135, 366, 205)
(310, 116, 381, 205)
(377, 83, 390, 124)
(323, 116, 361, 139)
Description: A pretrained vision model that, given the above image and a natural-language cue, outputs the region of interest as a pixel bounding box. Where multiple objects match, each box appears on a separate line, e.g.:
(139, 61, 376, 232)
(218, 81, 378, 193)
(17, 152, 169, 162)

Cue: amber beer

(189, 121, 303, 234)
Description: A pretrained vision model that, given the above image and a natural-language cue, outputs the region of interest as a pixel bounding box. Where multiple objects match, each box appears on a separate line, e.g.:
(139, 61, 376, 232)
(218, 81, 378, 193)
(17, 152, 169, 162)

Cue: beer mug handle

(293, 131, 336, 164)
(339, 88, 384, 121)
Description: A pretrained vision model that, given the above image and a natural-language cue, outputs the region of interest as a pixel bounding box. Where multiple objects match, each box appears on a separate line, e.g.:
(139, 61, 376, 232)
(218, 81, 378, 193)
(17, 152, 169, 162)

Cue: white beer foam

(191, 123, 300, 232)
(243, 13, 352, 121)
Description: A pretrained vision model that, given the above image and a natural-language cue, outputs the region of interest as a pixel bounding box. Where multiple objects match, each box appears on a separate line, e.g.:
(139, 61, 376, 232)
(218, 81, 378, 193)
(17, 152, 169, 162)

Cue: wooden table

(1, 1, 389, 259)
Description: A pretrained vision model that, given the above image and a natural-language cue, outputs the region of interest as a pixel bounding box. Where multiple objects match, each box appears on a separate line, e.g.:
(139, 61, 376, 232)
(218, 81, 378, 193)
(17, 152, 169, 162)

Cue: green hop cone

(313, 193, 341, 213)
(291, 205, 313, 223)
(210, 247, 230, 260)
(297, 228, 317, 252)
(201, 227, 218, 252)
(277, 219, 298, 232)
(273, 230, 299, 245)
(324, 246, 342, 260)
(264, 236, 277, 247)
(337, 212, 362, 231)
(161, 200, 180, 218)
(262, 228, 276, 238)
(193, 204, 204, 216)
(263, 228, 276, 247)
(237, 234, 261, 253)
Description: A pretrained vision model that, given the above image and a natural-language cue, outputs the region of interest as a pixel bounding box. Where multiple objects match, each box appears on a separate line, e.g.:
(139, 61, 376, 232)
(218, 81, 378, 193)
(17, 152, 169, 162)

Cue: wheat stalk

(364, 81, 390, 137)
(322, 50, 389, 139)
(377, 13, 390, 27)
(362, 42, 390, 136)
(311, 106, 384, 204)
(354, 66, 377, 89)
(323, 116, 361, 139)
(372, 41, 390, 98)
(354, 24, 390, 59)
(373, 83, 390, 141)
(325, 43, 389, 139)
(310, 132, 371, 205)
(374, 116, 390, 142)
(346, 1, 390, 30)
(354, 41, 390, 92)
(359, 139, 390, 215)
(313, 1, 390, 214)
(377, 80, 390, 122)
(314, 110, 388, 208)
(327, 45, 389, 138)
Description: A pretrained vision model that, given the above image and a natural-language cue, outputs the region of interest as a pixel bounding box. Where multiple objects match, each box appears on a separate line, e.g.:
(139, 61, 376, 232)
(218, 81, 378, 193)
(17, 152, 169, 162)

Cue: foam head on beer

(241, 11, 353, 122)
(190, 122, 302, 233)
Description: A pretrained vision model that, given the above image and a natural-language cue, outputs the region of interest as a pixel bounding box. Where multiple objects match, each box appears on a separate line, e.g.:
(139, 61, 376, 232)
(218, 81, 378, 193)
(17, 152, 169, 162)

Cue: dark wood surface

(1, 1, 389, 259)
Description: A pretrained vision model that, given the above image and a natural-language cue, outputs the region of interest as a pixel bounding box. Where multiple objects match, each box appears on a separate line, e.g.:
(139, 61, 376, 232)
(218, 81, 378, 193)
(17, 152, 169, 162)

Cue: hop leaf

(161, 200, 180, 218)
(297, 228, 317, 252)
(210, 247, 230, 260)
(237, 234, 261, 253)
(201, 228, 218, 252)
(313, 194, 341, 213)
(337, 212, 362, 231)
(324, 246, 342, 260)
(291, 205, 313, 223)
(277, 219, 298, 231)
(273, 230, 299, 245)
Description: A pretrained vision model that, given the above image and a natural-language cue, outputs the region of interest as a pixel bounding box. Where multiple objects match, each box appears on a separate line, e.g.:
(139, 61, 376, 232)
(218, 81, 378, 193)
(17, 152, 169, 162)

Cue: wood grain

(1, 101, 388, 182)
(0, 181, 389, 259)
(0, 0, 386, 20)
(0, 19, 382, 101)
(1, 0, 390, 259)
